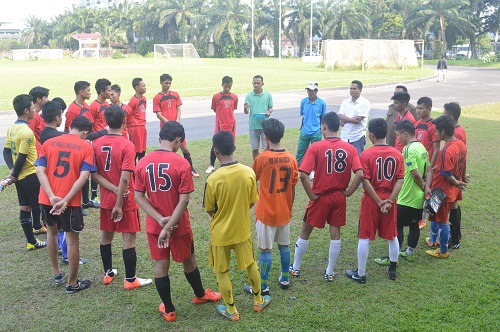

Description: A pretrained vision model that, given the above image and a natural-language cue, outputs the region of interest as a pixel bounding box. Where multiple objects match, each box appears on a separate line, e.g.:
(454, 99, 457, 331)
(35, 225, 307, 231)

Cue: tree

(321, 0, 371, 41)
(22, 16, 50, 48)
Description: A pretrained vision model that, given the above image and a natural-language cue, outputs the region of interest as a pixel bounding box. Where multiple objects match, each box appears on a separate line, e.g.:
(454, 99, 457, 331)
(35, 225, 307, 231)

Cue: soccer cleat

(217, 304, 239, 321)
(345, 269, 366, 284)
(33, 226, 47, 235)
(159, 303, 176, 322)
(244, 285, 269, 296)
(289, 265, 300, 277)
(399, 251, 415, 262)
(450, 243, 460, 249)
(374, 256, 391, 266)
(385, 266, 397, 280)
(278, 275, 290, 290)
(324, 272, 334, 282)
(81, 208, 88, 216)
(66, 279, 91, 294)
(193, 288, 222, 304)
(54, 271, 66, 285)
(426, 248, 449, 259)
(89, 199, 100, 208)
(58, 248, 62, 256)
(418, 220, 427, 229)
(253, 295, 271, 312)
(81, 201, 93, 209)
(124, 277, 153, 290)
(103, 268, 117, 285)
(205, 165, 215, 174)
(191, 170, 200, 178)
(27, 239, 46, 251)
(426, 237, 437, 249)
(61, 257, 88, 265)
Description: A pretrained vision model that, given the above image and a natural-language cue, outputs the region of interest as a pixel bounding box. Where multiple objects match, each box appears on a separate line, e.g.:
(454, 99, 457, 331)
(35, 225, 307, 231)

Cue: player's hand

(49, 196, 63, 207)
(380, 202, 393, 214)
(424, 187, 431, 198)
(265, 110, 271, 117)
(5, 174, 17, 183)
(123, 190, 130, 199)
(158, 216, 171, 228)
(464, 174, 470, 183)
(51, 199, 68, 215)
(457, 181, 467, 191)
(158, 226, 172, 248)
(355, 116, 365, 122)
(243, 102, 250, 114)
(111, 207, 123, 222)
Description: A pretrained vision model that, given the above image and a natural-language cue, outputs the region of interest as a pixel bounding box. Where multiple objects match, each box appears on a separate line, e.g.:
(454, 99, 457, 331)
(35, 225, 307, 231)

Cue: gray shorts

(249, 129, 266, 150)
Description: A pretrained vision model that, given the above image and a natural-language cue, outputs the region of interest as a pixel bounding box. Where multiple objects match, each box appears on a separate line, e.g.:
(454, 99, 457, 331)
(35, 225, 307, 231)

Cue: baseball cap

(305, 81, 318, 90)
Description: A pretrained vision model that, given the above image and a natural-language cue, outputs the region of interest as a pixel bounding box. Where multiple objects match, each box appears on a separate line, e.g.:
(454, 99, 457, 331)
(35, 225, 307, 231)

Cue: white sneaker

(205, 165, 215, 174)
(309, 170, 315, 181)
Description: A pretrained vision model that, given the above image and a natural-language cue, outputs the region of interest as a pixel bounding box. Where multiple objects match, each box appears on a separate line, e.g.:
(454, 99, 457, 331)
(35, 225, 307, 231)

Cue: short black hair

(71, 116, 93, 132)
(417, 96, 432, 108)
(52, 97, 67, 111)
(391, 92, 411, 105)
(253, 75, 264, 82)
(212, 131, 234, 156)
(368, 118, 388, 139)
(29, 86, 49, 102)
(95, 78, 111, 94)
(321, 112, 340, 132)
(104, 104, 125, 129)
(351, 80, 363, 89)
(444, 102, 461, 121)
(74, 81, 90, 94)
(13, 94, 33, 116)
(110, 84, 121, 94)
(41, 101, 62, 123)
(222, 76, 233, 84)
(433, 115, 455, 137)
(132, 77, 143, 89)
(159, 121, 185, 142)
(395, 85, 408, 92)
(160, 74, 173, 82)
(262, 118, 285, 144)
(395, 119, 415, 136)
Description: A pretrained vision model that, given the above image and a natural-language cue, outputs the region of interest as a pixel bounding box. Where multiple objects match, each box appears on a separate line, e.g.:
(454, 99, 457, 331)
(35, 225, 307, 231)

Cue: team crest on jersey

(417, 131, 423, 140)
(224, 101, 231, 108)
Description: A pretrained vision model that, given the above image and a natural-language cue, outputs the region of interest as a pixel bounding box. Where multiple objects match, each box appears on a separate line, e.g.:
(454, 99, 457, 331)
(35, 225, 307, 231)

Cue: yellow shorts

(209, 239, 256, 273)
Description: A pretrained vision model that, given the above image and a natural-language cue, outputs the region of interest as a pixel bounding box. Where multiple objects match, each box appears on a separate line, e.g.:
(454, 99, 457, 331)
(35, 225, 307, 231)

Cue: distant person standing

(386, 85, 418, 147)
(128, 78, 148, 162)
(338, 80, 370, 155)
(437, 56, 447, 82)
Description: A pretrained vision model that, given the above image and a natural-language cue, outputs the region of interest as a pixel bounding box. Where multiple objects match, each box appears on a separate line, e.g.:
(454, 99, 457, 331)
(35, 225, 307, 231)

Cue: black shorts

(397, 204, 423, 227)
(14, 173, 40, 208)
(41, 205, 84, 233)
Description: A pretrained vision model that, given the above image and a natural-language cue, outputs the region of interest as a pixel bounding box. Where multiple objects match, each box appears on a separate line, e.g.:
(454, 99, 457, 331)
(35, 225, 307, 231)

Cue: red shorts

(128, 125, 147, 153)
(430, 201, 453, 223)
(303, 191, 346, 228)
(147, 231, 194, 262)
(100, 208, 141, 233)
(358, 194, 397, 241)
(456, 191, 463, 201)
(216, 127, 236, 141)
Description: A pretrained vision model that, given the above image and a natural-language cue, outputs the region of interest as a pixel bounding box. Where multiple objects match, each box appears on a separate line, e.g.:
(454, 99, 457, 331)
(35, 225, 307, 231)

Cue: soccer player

(135, 121, 221, 323)
(346, 118, 404, 283)
(28, 86, 49, 155)
(109, 84, 133, 139)
(91, 105, 152, 290)
(248, 118, 298, 294)
(290, 112, 363, 281)
(206, 76, 238, 174)
(3, 94, 46, 250)
(386, 85, 418, 147)
(204, 130, 271, 321)
(392, 92, 416, 152)
(65, 81, 93, 133)
(35, 116, 95, 294)
(415, 97, 440, 168)
(244, 75, 274, 160)
(153, 74, 199, 177)
(128, 78, 148, 162)
(424, 115, 467, 258)
(443, 102, 467, 249)
(374, 120, 429, 265)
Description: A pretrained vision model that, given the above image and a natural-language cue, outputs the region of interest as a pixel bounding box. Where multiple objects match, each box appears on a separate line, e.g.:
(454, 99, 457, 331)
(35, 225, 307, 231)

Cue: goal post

(153, 43, 203, 66)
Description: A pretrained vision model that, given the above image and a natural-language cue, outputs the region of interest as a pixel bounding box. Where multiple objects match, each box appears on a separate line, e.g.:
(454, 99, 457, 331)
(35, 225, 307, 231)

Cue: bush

(112, 51, 124, 59)
(137, 40, 154, 56)
(0, 39, 22, 52)
(144, 51, 154, 58)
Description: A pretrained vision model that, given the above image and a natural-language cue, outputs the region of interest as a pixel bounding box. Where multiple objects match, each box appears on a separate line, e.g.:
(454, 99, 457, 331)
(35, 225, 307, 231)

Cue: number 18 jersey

(299, 137, 362, 194)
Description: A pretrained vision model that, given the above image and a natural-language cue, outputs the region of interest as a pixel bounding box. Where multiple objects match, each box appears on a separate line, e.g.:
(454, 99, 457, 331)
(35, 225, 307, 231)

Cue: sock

(292, 237, 309, 270)
(216, 271, 236, 314)
(210, 147, 216, 167)
(325, 239, 341, 275)
(31, 204, 42, 230)
(183, 152, 194, 169)
(20, 210, 36, 244)
(82, 180, 90, 205)
(91, 179, 98, 200)
(155, 276, 175, 313)
(438, 223, 450, 254)
(258, 251, 272, 290)
(185, 266, 205, 298)
(457, 206, 462, 240)
(388, 236, 399, 263)
(449, 208, 460, 245)
(61, 232, 68, 259)
(123, 247, 137, 281)
(246, 262, 263, 304)
(100, 243, 113, 274)
(407, 222, 420, 249)
(357, 239, 369, 277)
(278, 245, 290, 282)
(429, 221, 439, 242)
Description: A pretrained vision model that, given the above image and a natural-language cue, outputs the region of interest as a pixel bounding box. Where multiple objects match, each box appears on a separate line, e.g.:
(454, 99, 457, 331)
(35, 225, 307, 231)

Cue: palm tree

(284, 0, 323, 55)
(321, 0, 371, 40)
(22, 16, 50, 48)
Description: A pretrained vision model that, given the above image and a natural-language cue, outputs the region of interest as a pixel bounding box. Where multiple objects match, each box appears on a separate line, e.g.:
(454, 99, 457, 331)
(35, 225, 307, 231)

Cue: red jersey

(454, 125, 467, 144)
(153, 91, 182, 126)
(395, 111, 416, 151)
(28, 111, 45, 154)
(211, 92, 238, 133)
(65, 101, 92, 132)
(134, 150, 194, 235)
(93, 134, 138, 211)
(89, 99, 109, 132)
(431, 139, 467, 202)
(360, 144, 405, 195)
(415, 118, 439, 158)
(128, 95, 147, 127)
(36, 134, 96, 207)
(120, 103, 133, 138)
(300, 137, 362, 194)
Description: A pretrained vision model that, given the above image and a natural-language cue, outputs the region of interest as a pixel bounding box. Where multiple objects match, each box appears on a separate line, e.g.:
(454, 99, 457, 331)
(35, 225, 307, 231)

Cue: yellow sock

(246, 262, 263, 304)
(216, 271, 237, 314)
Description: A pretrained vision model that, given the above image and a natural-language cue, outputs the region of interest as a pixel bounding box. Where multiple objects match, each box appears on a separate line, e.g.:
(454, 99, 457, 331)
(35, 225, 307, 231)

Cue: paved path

(1, 65, 499, 165)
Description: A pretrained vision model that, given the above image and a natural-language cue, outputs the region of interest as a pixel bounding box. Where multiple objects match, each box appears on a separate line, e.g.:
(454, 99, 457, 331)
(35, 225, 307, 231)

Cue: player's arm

(388, 178, 404, 202)
(424, 166, 434, 197)
(338, 113, 359, 124)
(362, 178, 384, 206)
(265, 106, 273, 116)
(176, 105, 182, 122)
(444, 174, 466, 190)
(430, 141, 440, 168)
(36, 165, 60, 206)
(300, 171, 319, 201)
(344, 169, 364, 197)
(157, 193, 189, 246)
(111, 170, 131, 222)
(2, 148, 16, 182)
(9, 152, 28, 182)
(87, 128, 108, 141)
(91, 172, 118, 194)
(155, 111, 168, 123)
(51, 171, 90, 215)
(410, 168, 426, 191)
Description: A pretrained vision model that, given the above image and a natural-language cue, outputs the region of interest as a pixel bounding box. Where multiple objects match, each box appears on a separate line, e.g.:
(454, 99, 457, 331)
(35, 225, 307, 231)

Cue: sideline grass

(426, 58, 500, 68)
(0, 57, 433, 110)
(0, 105, 498, 331)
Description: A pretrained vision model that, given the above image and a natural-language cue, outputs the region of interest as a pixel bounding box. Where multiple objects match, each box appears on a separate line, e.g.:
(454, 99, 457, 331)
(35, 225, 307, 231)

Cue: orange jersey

(454, 125, 466, 144)
(415, 118, 439, 157)
(252, 149, 298, 226)
(211, 92, 238, 133)
(153, 91, 182, 126)
(431, 139, 467, 202)
(65, 101, 92, 132)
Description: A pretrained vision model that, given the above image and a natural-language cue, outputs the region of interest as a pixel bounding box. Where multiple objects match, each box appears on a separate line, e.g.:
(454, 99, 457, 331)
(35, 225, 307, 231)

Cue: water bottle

(0, 178, 11, 192)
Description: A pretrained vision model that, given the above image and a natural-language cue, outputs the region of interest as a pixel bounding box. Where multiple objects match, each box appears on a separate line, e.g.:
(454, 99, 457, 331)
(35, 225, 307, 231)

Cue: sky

(0, 0, 80, 29)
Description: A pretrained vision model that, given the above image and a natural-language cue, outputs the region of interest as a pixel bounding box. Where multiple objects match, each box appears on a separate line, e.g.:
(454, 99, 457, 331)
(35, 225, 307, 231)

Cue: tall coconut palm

(321, 0, 371, 40)
(22, 16, 50, 48)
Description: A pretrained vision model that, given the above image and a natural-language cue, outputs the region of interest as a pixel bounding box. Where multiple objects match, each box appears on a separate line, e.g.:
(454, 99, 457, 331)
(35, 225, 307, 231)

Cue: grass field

(0, 105, 498, 331)
(426, 58, 500, 68)
(0, 57, 434, 110)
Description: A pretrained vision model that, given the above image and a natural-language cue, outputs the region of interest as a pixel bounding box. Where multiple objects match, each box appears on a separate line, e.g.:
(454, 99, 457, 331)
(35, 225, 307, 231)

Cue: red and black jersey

(89, 100, 110, 132)
(415, 119, 439, 157)
(431, 139, 467, 202)
(300, 137, 362, 194)
(361, 144, 405, 194)
(121, 103, 133, 138)
(134, 150, 194, 235)
(93, 134, 138, 211)
(395, 111, 416, 152)
(153, 91, 182, 126)
(128, 95, 147, 127)
(211, 92, 238, 133)
(65, 101, 92, 132)
(454, 125, 467, 144)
